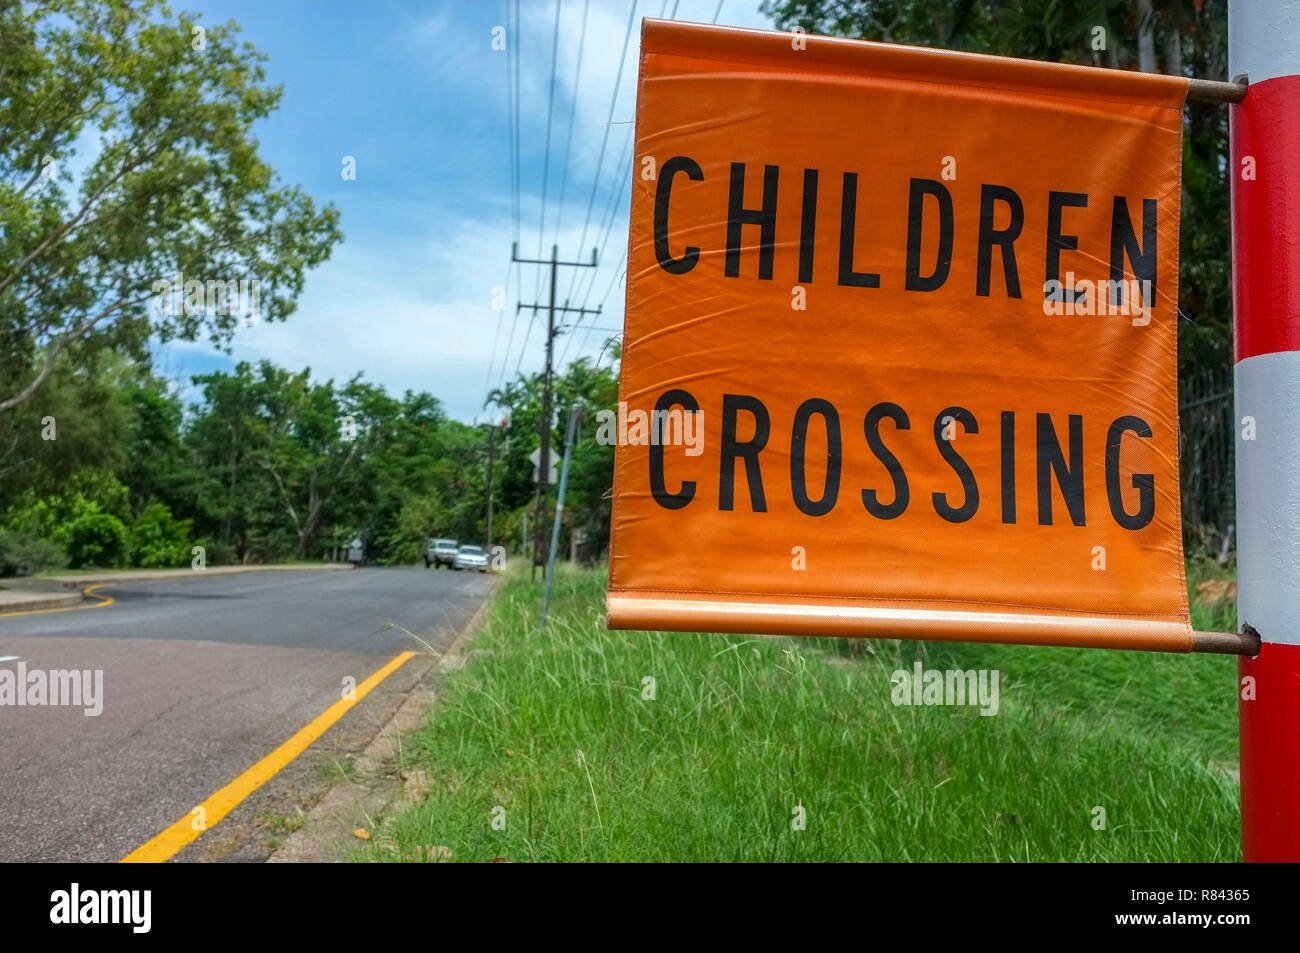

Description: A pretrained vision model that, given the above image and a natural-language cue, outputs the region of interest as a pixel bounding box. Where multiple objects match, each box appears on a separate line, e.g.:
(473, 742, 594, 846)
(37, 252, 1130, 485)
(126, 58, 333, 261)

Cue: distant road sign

(529, 447, 559, 485)
(607, 20, 1191, 652)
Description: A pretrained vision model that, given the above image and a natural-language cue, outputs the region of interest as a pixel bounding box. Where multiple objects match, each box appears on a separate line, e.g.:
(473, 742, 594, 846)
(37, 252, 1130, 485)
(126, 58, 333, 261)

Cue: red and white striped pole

(1230, 0, 1300, 864)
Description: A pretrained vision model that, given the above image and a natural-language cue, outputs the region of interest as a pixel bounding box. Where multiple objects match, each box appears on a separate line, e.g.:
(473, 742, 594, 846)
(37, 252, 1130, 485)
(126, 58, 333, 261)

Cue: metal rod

(540, 405, 579, 630)
(1187, 77, 1247, 103)
(1191, 628, 1260, 655)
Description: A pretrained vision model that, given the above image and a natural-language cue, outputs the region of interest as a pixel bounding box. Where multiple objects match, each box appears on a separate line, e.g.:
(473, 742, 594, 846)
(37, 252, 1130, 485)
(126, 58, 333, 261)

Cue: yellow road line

(121, 650, 416, 863)
(0, 585, 114, 619)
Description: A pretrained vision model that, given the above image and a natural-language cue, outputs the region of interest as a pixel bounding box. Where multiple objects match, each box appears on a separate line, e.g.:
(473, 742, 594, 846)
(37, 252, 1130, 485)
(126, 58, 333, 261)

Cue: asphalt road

(0, 567, 494, 862)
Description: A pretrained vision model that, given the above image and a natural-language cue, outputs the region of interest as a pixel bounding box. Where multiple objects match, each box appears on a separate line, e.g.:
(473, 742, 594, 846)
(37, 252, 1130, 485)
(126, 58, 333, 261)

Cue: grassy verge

(361, 563, 1241, 862)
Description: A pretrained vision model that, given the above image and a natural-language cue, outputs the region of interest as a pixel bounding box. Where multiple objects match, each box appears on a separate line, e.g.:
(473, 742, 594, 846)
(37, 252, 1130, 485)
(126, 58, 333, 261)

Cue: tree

(185, 362, 367, 559)
(184, 361, 258, 558)
(486, 354, 620, 561)
(121, 372, 196, 519)
(182, 362, 469, 563)
(246, 366, 356, 558)
(0, 0, 341, 418)
(0, 346, 133, 506)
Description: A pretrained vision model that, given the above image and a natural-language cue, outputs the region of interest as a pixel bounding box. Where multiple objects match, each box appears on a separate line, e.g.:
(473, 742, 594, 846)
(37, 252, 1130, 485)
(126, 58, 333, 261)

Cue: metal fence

(1179, 365, 1236, 554)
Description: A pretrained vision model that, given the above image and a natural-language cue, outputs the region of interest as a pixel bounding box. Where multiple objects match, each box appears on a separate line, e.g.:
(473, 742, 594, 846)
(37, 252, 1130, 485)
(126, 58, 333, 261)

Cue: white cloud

(163, 1, 775, 423)
(166, 206, 632, 422)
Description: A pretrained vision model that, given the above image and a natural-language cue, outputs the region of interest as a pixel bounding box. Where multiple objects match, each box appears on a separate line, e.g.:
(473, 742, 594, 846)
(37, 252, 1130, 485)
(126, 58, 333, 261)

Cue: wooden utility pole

(512, 242, 600, 578)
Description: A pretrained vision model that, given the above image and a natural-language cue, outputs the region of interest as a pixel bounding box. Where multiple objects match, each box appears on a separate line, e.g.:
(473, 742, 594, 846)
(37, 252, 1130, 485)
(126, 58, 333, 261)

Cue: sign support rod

(1186, 77, 1246, 103)
(541, 404, 580, 630)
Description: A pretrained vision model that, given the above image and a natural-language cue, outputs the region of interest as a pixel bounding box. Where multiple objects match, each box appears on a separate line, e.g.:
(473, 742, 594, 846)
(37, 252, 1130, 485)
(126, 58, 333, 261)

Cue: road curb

(46, 563, 355, 589)
(2, 565, 353, 615)
(266, 582, 497, 863)
(0, 590, 88, 615)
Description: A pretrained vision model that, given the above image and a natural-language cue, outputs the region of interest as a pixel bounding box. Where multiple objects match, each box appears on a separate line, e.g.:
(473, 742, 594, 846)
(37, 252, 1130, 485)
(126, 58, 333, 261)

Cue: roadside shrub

(0, 529, 68, 577)
(193, 537, 237, 567)
(58, 499, 128, 569)
(129, 503, 193, 568)
(2, 486, 134, 570)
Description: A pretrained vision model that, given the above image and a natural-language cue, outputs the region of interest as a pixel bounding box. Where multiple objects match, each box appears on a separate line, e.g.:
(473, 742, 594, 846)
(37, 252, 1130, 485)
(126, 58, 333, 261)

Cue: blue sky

(156, 0, 772, 421)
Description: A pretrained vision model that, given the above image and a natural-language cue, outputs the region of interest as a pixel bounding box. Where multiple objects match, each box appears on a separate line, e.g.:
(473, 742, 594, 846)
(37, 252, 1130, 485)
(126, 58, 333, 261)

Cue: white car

(425, 538, 458, 569)
(453, 545, 489, 572)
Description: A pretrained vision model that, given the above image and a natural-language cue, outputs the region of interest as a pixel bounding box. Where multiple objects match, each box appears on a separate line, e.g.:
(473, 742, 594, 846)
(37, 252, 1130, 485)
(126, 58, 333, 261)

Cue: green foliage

(192, 536, 238, 567)
(0, 0, 341, 418)
(129, 502, 192, 568)
(0, 0, 352, 567)
(56, 497, 128, 568)
(0, 527, 67, 576)
(2, 477, 130, 569)
(387, 494, 449, 565)
(0, 348, 134, 512)
(122, 376, 196, 518)
(485, 355, 620, 560)
(181, 360, 466, 562)
(0, 352, 567, 570)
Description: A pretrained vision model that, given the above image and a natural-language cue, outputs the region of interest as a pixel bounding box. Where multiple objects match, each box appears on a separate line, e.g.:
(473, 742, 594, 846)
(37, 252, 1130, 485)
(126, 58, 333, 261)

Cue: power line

(510, 0, 521, 246)
(563, 0, 731, 367)
(526, 0, 637, 376)
(485, 0, 522, 405)
(560, 5, 669, 364)
(563, 0, 709, 365)
(490, 0, 526, 402)
(514, 0, 566, 376)
(551, 0, 590, 251)
(483, 258, 514, 401)
(558, 125, 632, 365)
(530, 0, 564, 307)
(583, 127, 634, 305)
(560, 0, 639, 309)
(575, 237, 628, 357)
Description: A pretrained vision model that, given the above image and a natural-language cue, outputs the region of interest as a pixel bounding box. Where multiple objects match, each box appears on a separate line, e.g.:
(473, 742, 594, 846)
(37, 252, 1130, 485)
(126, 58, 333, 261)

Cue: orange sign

(607, 20, 1191, 651)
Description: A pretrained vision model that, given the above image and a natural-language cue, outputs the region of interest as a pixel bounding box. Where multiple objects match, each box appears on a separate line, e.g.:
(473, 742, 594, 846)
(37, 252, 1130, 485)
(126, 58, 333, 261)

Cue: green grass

(360, 563, 1241, 862)
(1185, 555, 1238, 634)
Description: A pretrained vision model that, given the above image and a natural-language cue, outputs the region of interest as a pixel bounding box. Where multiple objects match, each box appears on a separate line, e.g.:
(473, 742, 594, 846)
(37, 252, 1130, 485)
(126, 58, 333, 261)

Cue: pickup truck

(425, 538, 459, 569)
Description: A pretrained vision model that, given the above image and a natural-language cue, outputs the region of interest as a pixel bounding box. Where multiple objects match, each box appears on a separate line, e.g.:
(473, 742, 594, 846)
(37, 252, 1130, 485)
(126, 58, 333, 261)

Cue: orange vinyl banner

(606, 20, 1192, 652)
